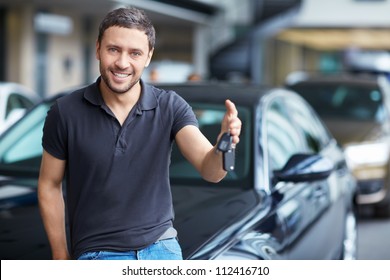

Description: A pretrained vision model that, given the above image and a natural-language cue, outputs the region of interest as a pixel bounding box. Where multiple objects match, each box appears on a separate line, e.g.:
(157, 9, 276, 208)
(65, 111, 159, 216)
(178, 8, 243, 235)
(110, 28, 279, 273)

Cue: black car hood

(171, 184, 261, 259)
(0, 177, 262, 260)
(0, 177, 38, 210)
(0, 178, 52, 260)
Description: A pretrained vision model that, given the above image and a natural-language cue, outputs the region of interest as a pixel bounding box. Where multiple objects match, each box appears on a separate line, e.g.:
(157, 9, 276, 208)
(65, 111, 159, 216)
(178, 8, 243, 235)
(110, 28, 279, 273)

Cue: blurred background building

(0, 0, 389, 97)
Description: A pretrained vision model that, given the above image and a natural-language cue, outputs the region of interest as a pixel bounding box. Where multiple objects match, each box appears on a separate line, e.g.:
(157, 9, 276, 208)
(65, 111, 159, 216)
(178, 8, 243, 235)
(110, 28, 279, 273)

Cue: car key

(223, 147, 235, 171)
(216, 132, 235, 171)
(216, 132, 232, 153)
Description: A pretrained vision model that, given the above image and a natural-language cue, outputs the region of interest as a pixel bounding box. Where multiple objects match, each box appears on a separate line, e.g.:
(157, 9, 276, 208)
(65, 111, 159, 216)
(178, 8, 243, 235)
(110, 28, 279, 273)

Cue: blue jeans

(77, 238, 183, 260)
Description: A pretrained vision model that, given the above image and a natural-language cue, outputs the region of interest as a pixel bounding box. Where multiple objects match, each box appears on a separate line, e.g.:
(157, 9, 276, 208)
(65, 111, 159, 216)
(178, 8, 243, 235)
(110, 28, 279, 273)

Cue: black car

(286, 74, 390, 217)
(0, 83, 357, 260)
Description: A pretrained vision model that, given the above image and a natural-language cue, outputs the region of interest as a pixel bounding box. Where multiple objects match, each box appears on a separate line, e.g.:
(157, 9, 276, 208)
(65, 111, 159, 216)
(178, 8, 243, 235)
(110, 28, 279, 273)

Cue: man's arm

(175, 99, 242, 183)
(38, 150, 69, 260)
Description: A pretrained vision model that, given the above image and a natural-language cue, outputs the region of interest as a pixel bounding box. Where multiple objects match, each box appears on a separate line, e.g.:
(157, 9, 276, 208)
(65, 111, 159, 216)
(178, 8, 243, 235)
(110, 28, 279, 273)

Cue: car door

(263, 93, 334, 259)
(286, 93, 351, 259)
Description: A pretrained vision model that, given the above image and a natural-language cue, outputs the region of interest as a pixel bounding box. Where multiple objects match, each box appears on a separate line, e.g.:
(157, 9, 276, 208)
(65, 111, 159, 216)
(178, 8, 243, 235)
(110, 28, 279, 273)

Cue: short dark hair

(98, 7, 156, 50)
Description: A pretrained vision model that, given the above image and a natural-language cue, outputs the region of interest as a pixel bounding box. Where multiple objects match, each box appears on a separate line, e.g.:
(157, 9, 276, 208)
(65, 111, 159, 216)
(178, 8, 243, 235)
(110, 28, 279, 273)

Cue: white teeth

(114, 73, 129, 78)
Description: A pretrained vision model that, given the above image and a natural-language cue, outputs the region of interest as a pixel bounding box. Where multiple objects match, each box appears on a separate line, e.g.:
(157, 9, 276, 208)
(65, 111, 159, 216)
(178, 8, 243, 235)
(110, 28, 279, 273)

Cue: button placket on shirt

(114, 107, 142, 154)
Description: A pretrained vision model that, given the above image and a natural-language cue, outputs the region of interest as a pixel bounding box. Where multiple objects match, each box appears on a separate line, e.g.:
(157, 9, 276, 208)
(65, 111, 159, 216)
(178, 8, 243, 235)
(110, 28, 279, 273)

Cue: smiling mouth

(112, 72, 130, 78)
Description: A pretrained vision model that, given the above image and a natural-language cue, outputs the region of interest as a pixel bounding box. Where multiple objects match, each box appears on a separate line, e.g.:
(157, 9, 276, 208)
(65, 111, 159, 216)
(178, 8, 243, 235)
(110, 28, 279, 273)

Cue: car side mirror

(273, 154, 334, 183)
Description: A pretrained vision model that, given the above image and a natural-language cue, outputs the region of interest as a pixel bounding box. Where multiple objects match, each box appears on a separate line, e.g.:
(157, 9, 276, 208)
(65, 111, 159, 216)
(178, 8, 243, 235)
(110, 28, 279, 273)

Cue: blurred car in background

(286, 73, 390, 217)
(344, 49, 390, 75)
(0, 83, 357, 260)
(0, 82, 40, 135)
(143, 60, 195, 83)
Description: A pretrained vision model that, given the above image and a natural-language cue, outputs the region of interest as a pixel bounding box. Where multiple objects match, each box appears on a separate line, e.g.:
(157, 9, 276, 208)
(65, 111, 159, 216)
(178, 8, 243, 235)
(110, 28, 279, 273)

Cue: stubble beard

(100, 65, 139, 95)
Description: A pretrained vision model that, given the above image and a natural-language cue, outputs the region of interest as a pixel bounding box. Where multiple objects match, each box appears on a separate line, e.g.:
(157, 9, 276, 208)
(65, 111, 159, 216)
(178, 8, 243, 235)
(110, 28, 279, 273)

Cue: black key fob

(217, 132, 235, 171)
(223, 148, 235, 171)
(217, 132, 232, 153)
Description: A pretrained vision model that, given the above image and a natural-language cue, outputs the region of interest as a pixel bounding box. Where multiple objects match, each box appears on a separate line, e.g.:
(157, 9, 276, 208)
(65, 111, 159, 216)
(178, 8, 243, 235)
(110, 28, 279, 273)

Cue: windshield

(0, 100, 251, 185)
(291, 83, 385, 122)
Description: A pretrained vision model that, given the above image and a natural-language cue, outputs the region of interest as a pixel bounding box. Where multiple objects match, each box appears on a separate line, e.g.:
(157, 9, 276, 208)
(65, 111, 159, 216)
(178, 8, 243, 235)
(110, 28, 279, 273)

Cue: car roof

(157, 82, 272, 107)
(0, 82, 38, 98)
(41, 82, 275, 109)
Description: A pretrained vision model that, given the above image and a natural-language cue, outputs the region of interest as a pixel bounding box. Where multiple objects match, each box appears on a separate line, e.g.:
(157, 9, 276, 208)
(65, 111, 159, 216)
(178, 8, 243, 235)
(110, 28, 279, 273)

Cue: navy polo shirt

(42, 78, 198, 259)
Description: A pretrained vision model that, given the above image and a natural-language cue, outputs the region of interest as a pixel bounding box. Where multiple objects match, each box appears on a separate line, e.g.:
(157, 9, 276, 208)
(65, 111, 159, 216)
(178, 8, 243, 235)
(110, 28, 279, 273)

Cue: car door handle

(313, 185, 326, 199)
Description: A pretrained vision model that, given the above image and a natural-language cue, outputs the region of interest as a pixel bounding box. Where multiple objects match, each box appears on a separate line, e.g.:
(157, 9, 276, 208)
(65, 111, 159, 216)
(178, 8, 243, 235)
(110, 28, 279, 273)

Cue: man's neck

(100, 81, 142, 125)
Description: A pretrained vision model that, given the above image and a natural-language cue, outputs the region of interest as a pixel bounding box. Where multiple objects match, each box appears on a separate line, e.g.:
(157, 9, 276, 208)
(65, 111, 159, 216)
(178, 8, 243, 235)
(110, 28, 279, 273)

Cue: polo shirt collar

(83, 77, 157, 111)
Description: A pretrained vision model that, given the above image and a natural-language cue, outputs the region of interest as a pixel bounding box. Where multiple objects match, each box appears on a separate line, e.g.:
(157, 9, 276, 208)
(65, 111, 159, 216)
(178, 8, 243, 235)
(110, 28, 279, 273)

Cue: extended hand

(222, 99, 242, 145)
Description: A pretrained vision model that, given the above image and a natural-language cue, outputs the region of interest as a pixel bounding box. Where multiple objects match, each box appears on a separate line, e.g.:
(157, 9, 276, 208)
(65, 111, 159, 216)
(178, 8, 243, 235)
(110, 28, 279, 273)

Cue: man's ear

(145, 48, 154, 68)
(95, 40, 100, 60)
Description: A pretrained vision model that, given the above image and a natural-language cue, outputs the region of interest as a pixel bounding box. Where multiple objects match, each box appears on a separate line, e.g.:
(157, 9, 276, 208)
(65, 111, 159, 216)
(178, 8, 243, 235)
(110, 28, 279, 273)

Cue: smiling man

(38, 6, 241, 260)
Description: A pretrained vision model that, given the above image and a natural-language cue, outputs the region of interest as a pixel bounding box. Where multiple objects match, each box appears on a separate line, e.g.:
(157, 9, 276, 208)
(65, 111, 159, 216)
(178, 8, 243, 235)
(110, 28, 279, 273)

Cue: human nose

(115, 53, 130, 69)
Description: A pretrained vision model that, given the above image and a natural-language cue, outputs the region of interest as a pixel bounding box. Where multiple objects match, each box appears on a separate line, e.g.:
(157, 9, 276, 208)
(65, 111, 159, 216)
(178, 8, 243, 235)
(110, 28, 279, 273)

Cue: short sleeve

(42, 101, 68, 160)
(171, 92, 198, 138)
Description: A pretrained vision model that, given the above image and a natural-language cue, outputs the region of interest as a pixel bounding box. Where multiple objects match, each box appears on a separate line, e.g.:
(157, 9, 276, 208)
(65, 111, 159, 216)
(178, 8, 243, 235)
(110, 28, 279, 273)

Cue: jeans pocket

(159, 238, 182, 255)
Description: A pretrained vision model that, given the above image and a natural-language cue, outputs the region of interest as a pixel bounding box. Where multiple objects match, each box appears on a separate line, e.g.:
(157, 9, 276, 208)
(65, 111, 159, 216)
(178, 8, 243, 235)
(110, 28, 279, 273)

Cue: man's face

(96, 26, 153, 95)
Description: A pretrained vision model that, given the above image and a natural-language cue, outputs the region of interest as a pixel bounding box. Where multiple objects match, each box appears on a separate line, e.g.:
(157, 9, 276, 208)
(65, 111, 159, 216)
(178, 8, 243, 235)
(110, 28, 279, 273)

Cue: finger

(229, 127, 241, 142)
(225, 99, 238, 118)
(232, 135, 240, 145)
(229, 125, 241, 135)
(229, 117, 242, 132)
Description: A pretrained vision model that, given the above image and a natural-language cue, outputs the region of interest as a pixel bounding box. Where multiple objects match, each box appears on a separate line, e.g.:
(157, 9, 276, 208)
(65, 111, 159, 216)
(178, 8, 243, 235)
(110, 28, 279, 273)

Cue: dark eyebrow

(106, 44, 144, 54)
(106, 44, 120, 49)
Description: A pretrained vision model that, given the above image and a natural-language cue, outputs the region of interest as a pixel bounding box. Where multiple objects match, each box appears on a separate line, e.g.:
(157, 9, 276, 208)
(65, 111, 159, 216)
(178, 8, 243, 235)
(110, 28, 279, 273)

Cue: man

(38, 6, 241, 260)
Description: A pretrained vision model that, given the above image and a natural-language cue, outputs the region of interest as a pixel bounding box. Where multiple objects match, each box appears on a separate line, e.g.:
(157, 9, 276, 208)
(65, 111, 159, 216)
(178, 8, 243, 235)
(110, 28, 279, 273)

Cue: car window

(290, 83, 385, 122)
(264, 98, 303, 172)
(6, 93, 34, 119)
(170, 103, 251, 185)
(286, 96, 331, 153)
(0, 102, 51, 172)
